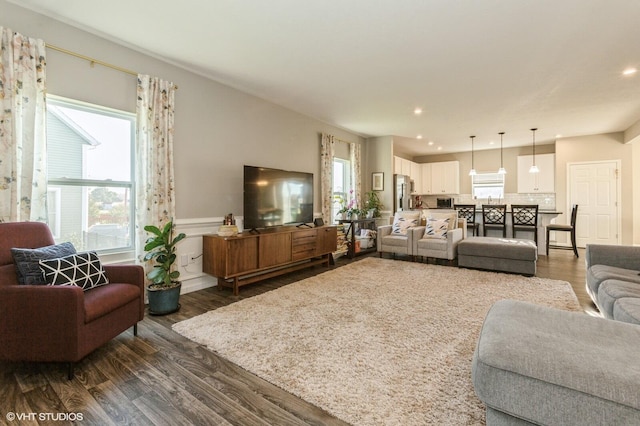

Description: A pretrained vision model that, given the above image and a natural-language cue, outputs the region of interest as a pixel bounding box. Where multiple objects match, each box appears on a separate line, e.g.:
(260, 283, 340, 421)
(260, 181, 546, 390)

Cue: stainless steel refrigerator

(394, 174, 413, 212)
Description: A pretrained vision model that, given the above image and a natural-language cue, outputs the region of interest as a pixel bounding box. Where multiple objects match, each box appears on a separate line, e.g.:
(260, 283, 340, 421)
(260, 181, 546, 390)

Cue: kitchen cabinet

(420, 163, 432, 194)
(394, 156, 412, 176)
(517, 153, 555, 193)
(430, 161, 460, 194)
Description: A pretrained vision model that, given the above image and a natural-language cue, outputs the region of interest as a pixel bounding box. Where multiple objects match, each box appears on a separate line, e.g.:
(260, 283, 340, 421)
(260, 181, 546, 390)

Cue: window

(332, 158, 351, 222)
(46, 96, 135, 253)
(472, 172, 505, 200)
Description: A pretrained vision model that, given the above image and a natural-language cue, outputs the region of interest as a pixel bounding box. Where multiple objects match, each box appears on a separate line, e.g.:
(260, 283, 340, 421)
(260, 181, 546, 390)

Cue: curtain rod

(45, 43, 178, 89)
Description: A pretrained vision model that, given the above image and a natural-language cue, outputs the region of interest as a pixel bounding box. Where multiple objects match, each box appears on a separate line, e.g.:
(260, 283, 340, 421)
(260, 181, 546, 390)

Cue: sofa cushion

(380, 234, 411, 247)
(423, 217, 449, 239)
(597, 280, 640, 319)
(587, 265, 640, 296)
(614, 298, 640, 326)
(83, 283, 141, 323)
(391, 211, 420, 235)
(39, 252, 109, 290)
(417, 237, 447, 253)
(11, 242, 77, 285)
(473, 300, 640, 425)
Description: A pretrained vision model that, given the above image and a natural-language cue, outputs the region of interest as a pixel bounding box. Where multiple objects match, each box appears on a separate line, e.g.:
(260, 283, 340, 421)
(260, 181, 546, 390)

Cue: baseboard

(180, 273, 217, 294)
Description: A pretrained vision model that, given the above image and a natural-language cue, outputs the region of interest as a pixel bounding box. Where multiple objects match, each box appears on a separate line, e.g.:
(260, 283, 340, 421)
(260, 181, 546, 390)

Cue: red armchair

(0, 222, 144, 379)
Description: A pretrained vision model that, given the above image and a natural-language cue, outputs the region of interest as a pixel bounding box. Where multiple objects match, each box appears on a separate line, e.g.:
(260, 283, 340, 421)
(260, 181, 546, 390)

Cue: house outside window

(332, 158, 351, 222)
(46, 96, 135, 253)
(472, 172, 505, 200)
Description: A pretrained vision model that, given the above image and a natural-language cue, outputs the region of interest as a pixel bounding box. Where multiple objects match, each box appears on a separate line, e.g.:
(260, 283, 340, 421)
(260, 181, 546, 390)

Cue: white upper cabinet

(430, 161, 460, 194)
(517, 153, 555, 193)
(420, 163, 432, 194)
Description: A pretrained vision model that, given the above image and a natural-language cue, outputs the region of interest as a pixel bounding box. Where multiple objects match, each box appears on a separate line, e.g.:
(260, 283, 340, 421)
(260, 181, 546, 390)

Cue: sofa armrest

(0, 285, 84, 360)
(410, 226, 426, 254)
(585, 244, 640, 271)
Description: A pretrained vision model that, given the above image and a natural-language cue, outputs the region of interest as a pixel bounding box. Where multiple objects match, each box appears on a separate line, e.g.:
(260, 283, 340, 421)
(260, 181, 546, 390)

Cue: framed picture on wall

(372, 172, 384, 191)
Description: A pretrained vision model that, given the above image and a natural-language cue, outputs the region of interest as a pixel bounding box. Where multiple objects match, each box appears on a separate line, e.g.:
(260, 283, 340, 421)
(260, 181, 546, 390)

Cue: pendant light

(468, 135, 477, 176)
(498, 132, 507, 174)
(529, 128, 539, 173)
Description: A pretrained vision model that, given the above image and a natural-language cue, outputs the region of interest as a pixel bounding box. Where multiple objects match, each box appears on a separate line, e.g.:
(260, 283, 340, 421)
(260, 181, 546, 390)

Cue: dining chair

(546, 204, 579, 257)
(454, 204, 479, 236)
(511, 204, 539, 244)
(482, 204, 507, 238)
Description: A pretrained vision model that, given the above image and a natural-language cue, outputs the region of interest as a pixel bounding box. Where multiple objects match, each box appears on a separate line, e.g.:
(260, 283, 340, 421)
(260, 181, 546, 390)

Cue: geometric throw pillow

(391, 212, 420, 235)
(11, 242, 77, 285)
(423, 217, 449, 239)
(39, 251, 109, 291)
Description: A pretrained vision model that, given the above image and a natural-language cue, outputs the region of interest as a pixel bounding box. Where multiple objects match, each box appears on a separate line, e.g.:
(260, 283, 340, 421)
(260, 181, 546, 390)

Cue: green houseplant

(143, 220, 186, 315)
(364, 191, 384, 218)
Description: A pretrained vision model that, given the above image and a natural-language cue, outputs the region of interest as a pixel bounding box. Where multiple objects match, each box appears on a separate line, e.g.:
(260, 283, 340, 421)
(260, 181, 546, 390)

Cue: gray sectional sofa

(586, 244, 640, 325)
(472, 244, 640, 424)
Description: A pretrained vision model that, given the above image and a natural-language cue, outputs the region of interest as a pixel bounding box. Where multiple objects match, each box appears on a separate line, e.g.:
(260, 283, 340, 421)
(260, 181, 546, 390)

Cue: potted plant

(364, 191, 384, 218)
(143, 219, 186, 315)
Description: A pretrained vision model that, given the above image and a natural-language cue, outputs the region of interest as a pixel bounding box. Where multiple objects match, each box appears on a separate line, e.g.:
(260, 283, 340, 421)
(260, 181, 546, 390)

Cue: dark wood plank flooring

(0, 248, 593, 425)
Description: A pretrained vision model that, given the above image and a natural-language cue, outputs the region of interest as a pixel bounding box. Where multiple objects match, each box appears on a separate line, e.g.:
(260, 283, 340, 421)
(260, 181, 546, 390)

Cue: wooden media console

(202, 225, 337, 295)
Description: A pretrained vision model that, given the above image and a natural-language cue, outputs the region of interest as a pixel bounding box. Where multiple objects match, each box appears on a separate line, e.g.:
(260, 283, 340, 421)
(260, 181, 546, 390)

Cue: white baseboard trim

(180, 274, 217, 294)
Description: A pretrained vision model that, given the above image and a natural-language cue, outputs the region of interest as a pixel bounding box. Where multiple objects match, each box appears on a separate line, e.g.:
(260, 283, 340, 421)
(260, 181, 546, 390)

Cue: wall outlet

(180, 254, 189, 267)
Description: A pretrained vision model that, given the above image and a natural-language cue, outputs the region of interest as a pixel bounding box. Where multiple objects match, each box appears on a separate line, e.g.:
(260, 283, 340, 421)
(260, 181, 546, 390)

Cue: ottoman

(458, 237, 537, 276)
(472, 300, 640, 425)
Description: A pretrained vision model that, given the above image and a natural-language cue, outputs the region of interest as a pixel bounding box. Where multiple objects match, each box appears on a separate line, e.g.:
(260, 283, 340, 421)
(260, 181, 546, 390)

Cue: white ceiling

(12, 0, 640, 155)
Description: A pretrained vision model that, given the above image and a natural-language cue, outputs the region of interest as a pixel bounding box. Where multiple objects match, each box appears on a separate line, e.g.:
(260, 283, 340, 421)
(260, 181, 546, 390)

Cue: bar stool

(511, 204, 539, 244)
(454, 204, 479, 236)
(482, 204, 507, 238)
(546, 204, 579, 257)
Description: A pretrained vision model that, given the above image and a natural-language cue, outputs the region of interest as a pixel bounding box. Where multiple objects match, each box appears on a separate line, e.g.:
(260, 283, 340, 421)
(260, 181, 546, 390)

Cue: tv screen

(244, 165, 314, 230)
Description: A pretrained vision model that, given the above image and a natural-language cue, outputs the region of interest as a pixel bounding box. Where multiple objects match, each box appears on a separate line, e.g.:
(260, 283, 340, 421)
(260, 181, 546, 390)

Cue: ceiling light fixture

(469, 135, 477, 176)
(498, 132, 507, 175)
(417, 134, 423, 139)
(529, 128, 540, 173)
(623, 68, 637, 76)
(414, 107, 423, 115)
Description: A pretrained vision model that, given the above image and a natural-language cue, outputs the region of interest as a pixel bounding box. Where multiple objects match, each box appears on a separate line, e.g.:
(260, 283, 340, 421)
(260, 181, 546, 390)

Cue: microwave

(437, 198, 453, 208)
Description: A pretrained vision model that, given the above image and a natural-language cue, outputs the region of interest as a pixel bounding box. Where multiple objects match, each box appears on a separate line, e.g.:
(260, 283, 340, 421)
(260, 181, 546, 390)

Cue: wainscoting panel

(174, 217, 233, 294)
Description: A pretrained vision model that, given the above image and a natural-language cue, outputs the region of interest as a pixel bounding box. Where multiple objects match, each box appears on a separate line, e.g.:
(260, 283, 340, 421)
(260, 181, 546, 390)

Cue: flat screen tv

(243, 165, 314, 230)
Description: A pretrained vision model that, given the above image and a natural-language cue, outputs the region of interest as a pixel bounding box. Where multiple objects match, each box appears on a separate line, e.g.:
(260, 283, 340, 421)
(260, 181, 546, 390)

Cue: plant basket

(148, 282, 181, 315)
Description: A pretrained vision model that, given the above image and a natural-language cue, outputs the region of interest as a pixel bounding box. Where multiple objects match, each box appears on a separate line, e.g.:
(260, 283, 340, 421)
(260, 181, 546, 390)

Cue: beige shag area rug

(173, 257, 581, 425)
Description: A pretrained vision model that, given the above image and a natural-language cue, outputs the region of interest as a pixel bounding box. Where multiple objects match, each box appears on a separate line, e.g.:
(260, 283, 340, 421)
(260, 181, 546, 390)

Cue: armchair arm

(104, 264, 145, 290)
(585, 244, 640, 271)
(410, 226, 426, 255)
(0, 285, 84, 361)
(377, 225, 392, 252)
(103, 264, 145, 321)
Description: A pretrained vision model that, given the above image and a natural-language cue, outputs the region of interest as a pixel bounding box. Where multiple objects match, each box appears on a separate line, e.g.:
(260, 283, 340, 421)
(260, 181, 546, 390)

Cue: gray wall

(1, 0, 364, 221)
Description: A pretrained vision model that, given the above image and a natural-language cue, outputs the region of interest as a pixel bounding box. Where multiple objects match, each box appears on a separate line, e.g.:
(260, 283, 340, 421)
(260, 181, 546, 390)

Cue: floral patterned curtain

(135, 74, 176, 266)
(0, 27, 47, 223)
(350, 142, 361, 211)
(320, 133, 336, 222)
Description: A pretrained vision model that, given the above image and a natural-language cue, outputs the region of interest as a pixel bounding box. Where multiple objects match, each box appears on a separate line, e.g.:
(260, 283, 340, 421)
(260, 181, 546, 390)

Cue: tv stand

(202, 225, 337, 295)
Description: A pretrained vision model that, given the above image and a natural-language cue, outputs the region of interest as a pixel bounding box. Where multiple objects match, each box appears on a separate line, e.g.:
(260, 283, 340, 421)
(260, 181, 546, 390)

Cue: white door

(568, 161, 620, 247)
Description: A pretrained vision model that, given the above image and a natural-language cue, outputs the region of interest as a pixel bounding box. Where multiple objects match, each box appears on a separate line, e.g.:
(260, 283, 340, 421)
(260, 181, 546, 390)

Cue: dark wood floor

(0, 248, 593, 425)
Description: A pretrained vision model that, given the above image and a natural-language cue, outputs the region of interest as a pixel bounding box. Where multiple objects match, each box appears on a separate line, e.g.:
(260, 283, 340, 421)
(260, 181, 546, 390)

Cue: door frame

(566, 159, 621, 246)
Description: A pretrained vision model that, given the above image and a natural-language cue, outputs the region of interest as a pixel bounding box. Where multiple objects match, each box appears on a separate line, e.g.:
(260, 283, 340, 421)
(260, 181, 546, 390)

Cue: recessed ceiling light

(623, 68, 637, 76)
(489, 141, 495, 145)
(428, 141, 434, 146)
(437, 146, 443, 151)
(414, 107, 423, 115)
(555, 134, 563, 138)
(417, 134, 423, 139)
